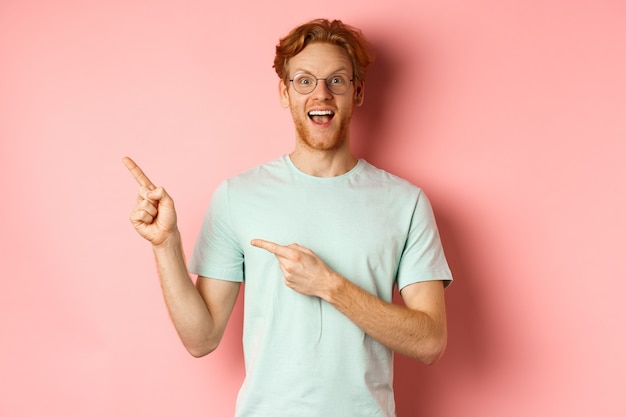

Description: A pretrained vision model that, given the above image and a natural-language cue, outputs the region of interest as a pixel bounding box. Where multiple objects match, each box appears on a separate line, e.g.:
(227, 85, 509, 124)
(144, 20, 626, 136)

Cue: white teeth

(308, 110, 334, 116)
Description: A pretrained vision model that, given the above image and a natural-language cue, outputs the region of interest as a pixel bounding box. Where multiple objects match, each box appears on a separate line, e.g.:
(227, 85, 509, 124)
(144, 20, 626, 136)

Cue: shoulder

(240, 155, 288, 177)
(225, 155, 289, 185)
(212, 156, 292, 204)
(356, 160, 424, 196)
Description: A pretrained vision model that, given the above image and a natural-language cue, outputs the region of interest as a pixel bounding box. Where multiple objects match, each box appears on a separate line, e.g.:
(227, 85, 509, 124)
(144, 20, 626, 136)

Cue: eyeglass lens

(291, 73, 352, 95)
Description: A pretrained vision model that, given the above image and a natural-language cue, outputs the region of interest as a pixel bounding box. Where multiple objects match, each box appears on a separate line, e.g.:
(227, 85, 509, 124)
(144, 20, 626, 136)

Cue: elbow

(414, 333, 447, 366)
(187, 347, 212, 358)
(421, 344, 446, 365)
(184, 339, 220, 358)
(421, 320, 448, 365)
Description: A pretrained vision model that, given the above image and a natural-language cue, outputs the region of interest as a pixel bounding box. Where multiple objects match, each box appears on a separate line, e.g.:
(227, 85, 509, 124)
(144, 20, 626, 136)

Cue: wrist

(151, 229, 182, 252)
(322, 271, 347, 303)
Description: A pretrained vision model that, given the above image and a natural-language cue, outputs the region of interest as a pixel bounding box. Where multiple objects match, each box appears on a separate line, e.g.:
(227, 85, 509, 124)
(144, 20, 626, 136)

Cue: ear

(279, 79, 290, 108)
(354, 81, 365, 106)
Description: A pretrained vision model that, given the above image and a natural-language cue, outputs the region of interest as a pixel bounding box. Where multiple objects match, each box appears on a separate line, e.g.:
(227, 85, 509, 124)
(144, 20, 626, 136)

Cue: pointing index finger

(122, 156, 156, 190)
(251, 239, 287, 256)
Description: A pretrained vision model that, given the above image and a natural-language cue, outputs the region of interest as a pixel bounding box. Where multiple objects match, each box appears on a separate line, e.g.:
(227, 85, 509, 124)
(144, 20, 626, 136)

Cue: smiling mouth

(308, 110, 335, 124)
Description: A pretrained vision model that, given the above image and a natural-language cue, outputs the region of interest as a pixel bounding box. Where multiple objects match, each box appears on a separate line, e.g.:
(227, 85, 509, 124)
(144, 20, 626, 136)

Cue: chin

(296, 123, 349, 152)
(301, 134, 346, 151)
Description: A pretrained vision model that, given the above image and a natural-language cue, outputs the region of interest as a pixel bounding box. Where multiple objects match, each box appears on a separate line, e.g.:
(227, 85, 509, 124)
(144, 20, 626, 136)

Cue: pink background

(1, 1, 625, 416)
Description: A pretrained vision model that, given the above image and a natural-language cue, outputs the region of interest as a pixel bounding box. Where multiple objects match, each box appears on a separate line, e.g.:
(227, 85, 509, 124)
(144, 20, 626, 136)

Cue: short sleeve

(188, 180, 245, 281)
(396, 190, 452, 290)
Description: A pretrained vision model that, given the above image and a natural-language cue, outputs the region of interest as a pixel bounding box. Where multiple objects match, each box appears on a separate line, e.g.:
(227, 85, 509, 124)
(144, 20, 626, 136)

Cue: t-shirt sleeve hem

(188, 265, 244, 283)
(398, 272, 453, 291)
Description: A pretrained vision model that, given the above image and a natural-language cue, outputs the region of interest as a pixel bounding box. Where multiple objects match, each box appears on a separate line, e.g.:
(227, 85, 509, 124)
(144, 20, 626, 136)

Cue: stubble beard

(293, 114, 352, 152)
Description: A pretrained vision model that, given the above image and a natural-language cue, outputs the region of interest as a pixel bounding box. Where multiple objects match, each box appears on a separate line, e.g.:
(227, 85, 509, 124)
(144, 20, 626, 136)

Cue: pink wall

(1, 1, 625, 416)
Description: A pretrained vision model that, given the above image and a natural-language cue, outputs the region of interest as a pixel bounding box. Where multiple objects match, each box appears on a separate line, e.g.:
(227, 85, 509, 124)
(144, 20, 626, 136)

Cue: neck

(289, 148, 358, 177)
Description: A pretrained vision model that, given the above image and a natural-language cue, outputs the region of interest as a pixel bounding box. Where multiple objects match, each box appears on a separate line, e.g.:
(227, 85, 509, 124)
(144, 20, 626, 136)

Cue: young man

(124, 18, 452, 417)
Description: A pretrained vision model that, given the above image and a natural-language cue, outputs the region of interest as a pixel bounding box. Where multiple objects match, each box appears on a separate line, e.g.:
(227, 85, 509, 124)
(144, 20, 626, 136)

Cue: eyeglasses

(289, 73, 354, 95)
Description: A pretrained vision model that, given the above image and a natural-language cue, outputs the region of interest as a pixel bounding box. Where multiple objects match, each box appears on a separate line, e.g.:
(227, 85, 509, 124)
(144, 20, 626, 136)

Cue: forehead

(287, 42, 353, 75)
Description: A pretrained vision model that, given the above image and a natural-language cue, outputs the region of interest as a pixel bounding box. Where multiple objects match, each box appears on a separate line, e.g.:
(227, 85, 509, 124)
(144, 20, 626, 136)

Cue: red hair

(273, 19, 375, 84)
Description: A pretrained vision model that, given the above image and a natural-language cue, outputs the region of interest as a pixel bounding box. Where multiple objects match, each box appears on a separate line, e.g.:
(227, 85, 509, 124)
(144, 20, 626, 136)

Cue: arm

(152, 233, 240, 357)
(325, 277, 447, 364)
(123, 157, 239, 357)
(250, 240, 447, 365)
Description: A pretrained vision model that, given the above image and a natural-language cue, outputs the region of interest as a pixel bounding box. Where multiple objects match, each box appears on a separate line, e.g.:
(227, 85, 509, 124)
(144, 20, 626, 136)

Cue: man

(124, 18, 452, 417)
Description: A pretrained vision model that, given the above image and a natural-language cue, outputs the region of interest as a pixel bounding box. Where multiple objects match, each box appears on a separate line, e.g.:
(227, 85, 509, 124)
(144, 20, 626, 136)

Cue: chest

(231, 183, 415, 297)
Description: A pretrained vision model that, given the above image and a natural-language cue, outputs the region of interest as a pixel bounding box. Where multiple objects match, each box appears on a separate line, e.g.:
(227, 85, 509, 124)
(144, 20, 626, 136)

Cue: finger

(130, 207, 155, 226)
(122, 156, 156, 190)
(136, 199, 158, 217)
(138, 185, 156, 201)
(250, 239, 290, 257)
(146, 186, 175, 208)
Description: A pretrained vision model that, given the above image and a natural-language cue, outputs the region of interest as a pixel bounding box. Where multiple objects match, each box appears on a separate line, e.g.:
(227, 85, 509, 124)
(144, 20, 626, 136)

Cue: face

(279, 42, 364, 153)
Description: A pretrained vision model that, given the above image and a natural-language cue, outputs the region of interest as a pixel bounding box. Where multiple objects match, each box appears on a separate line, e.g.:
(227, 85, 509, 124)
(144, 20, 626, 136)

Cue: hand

(250, 239, 340, 299)
(123, 156, 178, 246)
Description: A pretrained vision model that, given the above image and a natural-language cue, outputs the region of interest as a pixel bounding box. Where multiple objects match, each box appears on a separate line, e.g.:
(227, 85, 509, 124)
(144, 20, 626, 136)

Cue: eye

(329, 75, 347, 85)
(295, 74, 315, 85)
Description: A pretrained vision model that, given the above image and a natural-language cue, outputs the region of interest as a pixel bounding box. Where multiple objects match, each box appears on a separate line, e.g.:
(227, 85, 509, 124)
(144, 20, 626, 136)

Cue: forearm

(248, 238, 447, 363)
(322, 275, 447, 364)
(152, 231, 218, 357)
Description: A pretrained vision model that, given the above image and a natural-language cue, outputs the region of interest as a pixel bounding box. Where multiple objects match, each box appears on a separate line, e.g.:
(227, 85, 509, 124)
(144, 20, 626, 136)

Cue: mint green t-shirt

(189, 155, 452, 417)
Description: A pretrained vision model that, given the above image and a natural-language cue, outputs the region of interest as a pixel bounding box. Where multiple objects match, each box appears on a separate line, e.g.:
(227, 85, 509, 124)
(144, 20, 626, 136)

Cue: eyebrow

(292, 67, 351, 76)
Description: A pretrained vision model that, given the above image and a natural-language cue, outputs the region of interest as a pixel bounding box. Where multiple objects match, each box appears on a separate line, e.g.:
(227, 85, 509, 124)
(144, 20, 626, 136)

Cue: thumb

(146, 186, 173, 205)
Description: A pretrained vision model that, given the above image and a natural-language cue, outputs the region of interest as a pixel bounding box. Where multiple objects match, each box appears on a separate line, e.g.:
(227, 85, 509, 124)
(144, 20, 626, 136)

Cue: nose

(311, 79, 333, 99)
